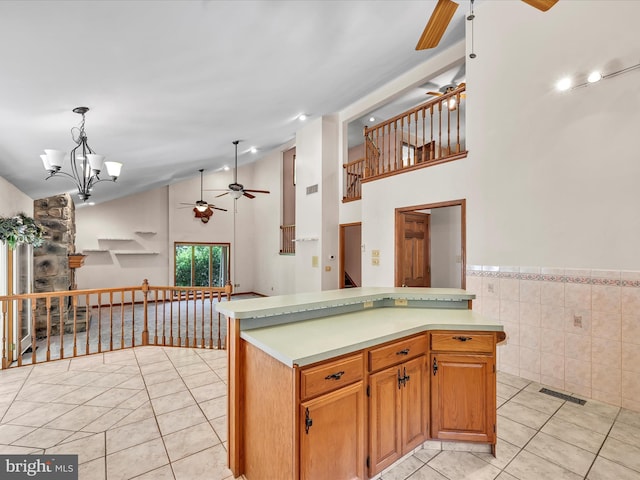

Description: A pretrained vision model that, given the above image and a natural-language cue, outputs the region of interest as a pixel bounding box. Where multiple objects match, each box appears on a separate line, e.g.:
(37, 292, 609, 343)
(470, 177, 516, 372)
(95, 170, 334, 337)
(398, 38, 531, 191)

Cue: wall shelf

(98, 238, 134, 241)
(113, 251, 159, 255)
(82, 249, 109, 253)
(134, 231, 157, 235)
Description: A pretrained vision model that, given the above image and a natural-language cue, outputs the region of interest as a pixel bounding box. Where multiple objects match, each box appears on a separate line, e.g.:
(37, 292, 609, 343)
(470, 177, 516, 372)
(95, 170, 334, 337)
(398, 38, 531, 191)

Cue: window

(174, 243, 230, 287)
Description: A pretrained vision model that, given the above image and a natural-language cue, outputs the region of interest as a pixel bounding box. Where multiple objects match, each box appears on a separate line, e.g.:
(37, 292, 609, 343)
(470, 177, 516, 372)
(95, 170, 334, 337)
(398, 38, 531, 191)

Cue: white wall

(76, 187, 170, 289)
(465, 0, 640, 269)
(0, 176, 33, 216)
(430, 206, 461, 288)
(252, 140, 297, 296)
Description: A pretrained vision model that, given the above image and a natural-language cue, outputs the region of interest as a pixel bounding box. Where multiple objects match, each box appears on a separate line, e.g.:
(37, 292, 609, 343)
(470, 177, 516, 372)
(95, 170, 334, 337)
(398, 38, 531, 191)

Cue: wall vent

(306, 184, 318, 195)
(539, 388, 586, 405)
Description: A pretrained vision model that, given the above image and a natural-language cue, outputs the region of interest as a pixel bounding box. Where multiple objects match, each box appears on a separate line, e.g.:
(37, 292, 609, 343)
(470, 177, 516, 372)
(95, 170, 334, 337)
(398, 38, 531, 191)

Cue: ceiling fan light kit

(41, 107, 122, 201)
(207, 140, 270, 201)
(179, 168, 227, 223)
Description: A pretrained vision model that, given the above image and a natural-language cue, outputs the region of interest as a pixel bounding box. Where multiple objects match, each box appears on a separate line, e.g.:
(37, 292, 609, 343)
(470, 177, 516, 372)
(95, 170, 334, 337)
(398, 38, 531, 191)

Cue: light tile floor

(0, 347, 639, 480)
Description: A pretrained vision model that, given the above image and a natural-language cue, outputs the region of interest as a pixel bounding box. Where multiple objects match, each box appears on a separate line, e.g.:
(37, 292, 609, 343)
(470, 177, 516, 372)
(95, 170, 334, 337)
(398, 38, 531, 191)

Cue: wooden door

(401, 356, 427, 451)
(399, 212, 430, 287)
(430, 353, 494, 444)
(368, 367, 402, 474)
(300, 382, 365, 480)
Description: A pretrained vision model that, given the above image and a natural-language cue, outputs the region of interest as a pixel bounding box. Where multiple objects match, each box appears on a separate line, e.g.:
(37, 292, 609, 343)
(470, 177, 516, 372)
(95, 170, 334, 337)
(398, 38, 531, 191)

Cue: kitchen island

(216, 288, 505, 480)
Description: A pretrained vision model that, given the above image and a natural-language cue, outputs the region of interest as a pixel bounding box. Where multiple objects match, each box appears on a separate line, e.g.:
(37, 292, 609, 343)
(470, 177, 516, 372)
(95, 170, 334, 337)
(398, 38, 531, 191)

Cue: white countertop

(241, 306, 501, 367)
(216, 287, 474, 319)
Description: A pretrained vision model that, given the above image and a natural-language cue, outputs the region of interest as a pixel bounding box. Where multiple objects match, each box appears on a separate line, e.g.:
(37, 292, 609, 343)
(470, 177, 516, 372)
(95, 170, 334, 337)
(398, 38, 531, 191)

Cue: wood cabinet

(299, 353, 365, 480)
(368, 335, 428, 475)
(300, 382, 365, 480)
(232, 323, 503, 479)
(430, 331, 498, 448)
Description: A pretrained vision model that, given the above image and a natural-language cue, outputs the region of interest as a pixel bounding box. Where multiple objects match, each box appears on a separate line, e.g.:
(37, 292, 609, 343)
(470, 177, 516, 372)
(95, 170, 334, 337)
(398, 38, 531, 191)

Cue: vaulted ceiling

(0, 1, 467, 205)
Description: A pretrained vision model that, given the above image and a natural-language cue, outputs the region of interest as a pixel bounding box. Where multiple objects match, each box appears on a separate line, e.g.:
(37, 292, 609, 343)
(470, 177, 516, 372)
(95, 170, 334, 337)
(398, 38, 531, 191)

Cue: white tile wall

(467, 265, 640, 413)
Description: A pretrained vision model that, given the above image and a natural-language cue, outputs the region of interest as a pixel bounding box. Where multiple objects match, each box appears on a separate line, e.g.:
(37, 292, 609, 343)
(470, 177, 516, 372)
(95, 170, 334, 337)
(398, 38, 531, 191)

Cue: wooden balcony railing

(280, 224, 296, 254)
(0, 280, 232, 369)
(343, 157, 364, 202)
(343, 85, 467, 201)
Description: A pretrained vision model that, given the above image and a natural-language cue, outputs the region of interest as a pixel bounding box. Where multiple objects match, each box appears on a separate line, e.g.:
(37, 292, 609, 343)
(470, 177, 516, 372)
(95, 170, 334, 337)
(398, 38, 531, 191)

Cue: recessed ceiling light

(250, 147, 257, 154)
(369, 116, 375, 122)
(587, 71, 602, 83)
(298, 114, 307, 121)
(223, 165, 230, 171)
(556, 77, 572, 91)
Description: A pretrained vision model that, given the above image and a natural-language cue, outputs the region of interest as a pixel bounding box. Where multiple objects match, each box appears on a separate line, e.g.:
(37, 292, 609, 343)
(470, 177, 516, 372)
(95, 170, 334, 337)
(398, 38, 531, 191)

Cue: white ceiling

(0, 0, 467, 205)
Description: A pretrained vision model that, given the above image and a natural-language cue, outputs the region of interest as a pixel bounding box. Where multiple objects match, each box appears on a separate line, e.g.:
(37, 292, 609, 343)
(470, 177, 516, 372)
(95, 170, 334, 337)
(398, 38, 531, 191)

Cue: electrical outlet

(372, 258, 380, 266)
(363, 301, 373, 309)
(573, 315, 582, 327)
(312, 256, 319, 267)
(487, 283, 494, 293)
(395, 298, 408, 306)
(372, 249, 380, 257)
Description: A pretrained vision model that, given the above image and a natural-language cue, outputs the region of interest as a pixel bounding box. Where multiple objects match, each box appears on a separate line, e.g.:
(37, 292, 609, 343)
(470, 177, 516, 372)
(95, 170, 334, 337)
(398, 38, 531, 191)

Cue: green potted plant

(0, 213, 46, 250)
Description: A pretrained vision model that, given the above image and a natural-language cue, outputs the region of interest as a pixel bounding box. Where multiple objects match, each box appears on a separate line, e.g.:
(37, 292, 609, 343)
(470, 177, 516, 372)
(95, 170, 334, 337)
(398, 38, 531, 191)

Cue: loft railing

(344, 85, 467, 201)
(342, 157, 364, 202)
(0, 280, 232, 369)
(280, 224, 296, 254)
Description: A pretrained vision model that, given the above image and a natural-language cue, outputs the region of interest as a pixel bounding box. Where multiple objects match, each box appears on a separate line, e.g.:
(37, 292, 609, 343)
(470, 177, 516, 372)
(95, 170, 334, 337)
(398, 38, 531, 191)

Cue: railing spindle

(59, 295, 65, 359)
(109, 291, 114, 352)
(16, 300, 23, 366)
(30, 299, 37, 365)
(85, 294, 90, 355)
(72, 296, 78, 357)
(46, 297, 51, 361)
(120, 292, 125, 349)
(97, 293, 102, 353)
(2, 300, 7, 369)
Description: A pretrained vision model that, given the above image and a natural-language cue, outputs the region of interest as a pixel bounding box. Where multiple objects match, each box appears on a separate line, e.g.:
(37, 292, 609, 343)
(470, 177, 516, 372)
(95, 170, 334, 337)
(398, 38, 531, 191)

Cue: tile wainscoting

(466, 266, 640, 413)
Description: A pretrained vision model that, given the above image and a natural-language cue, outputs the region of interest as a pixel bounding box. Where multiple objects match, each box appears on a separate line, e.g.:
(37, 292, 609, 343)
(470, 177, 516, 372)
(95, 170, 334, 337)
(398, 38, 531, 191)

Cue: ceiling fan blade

(243, 192, 256, 199)
(521, 0, 558, 11)
(215, 192, 229, 198)
(211, 206, 228, 211)
(416, 0, 459, 50)
(457, 82, 466, 89)
(243, 189, 270, 194)
(427, 91, 443, 96)
(203, 188, 230, 192)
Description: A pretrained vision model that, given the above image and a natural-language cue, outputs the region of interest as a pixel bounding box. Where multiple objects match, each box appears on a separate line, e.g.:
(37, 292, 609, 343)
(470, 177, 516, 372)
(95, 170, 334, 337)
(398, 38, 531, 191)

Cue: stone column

(33, 194, 79, 337)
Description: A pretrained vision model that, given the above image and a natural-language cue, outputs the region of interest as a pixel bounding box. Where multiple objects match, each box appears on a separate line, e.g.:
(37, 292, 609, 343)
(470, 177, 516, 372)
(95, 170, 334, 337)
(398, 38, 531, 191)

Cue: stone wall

(33, 194, 79, 336)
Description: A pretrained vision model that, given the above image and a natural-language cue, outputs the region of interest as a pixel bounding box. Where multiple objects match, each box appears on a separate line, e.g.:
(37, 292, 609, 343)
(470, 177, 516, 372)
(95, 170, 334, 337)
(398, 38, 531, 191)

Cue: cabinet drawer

(368, 335, 428, 372)
(431, 332, 494, 353)
(300, 353, 363, 400)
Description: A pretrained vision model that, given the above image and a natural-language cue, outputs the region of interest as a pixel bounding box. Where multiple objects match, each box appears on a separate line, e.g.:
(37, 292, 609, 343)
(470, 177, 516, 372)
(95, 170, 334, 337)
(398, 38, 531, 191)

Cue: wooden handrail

(0, 280, 233, 369)
(341, 85, 467, 202)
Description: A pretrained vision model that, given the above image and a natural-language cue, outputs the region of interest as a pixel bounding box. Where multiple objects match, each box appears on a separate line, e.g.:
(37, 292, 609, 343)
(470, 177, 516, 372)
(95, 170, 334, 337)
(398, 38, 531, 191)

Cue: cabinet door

(369, 366, 402, 474)
(401, 355, 427, 451)
(430, 353, 495, 443)
(300, 381, 365, 480)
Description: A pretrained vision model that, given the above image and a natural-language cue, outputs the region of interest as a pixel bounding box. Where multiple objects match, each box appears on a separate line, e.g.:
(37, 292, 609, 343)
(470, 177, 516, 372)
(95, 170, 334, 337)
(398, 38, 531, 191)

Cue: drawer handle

(453, 336, 473, 342)
(396, 348, 410, 356)
(325, 371, 345, 381)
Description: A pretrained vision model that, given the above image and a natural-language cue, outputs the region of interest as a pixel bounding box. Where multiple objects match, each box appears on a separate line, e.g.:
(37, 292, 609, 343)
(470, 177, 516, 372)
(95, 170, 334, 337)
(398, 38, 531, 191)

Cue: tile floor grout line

(582, 406, 627, 479)
(494, 396, 568, 479)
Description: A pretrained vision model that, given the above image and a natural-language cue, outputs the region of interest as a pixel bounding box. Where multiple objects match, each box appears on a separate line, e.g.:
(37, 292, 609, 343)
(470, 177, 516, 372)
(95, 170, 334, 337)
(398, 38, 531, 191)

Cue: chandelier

(41, 107, 122, 201)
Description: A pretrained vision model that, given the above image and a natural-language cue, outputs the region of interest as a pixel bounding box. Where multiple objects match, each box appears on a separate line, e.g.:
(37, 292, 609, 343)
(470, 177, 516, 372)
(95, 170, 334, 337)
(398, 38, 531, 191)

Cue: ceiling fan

(427, 82, 466, 109)
(178, 169, 227, 224)
(416, 0, 559, 50)
(209, 140, 270, 200)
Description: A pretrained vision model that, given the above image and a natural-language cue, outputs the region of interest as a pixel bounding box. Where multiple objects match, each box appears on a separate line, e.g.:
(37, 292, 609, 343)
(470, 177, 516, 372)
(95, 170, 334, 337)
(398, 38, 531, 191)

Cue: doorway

(339, 223, 361, 288)
(395, 199, 466, 289)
